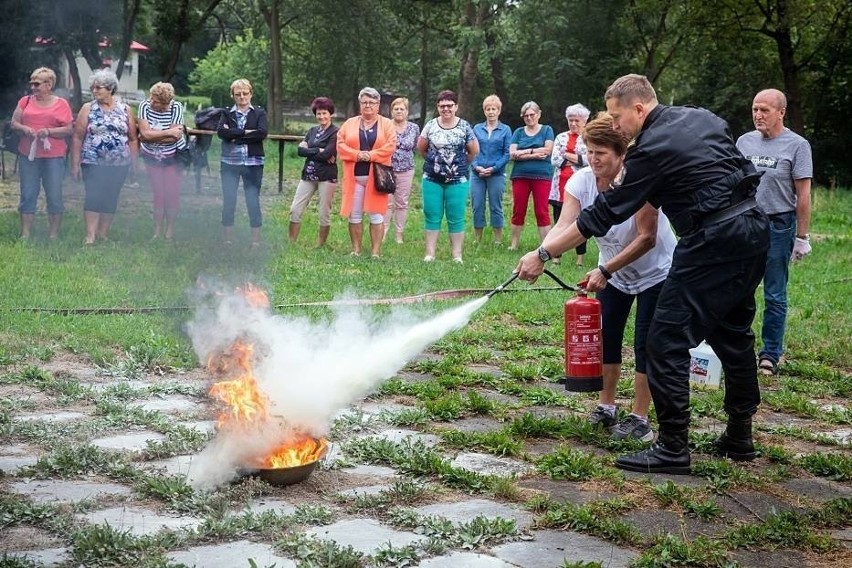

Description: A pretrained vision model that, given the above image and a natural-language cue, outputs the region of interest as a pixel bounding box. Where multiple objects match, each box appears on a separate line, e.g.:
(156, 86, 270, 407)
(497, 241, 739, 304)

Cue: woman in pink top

(9, 67, 73, 239)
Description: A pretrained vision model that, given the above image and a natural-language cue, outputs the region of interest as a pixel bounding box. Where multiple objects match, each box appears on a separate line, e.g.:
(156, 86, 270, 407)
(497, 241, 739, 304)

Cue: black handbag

(3, 96, 31, 154)
(174, 127, 194, 167)
(372, 162, 396, 194)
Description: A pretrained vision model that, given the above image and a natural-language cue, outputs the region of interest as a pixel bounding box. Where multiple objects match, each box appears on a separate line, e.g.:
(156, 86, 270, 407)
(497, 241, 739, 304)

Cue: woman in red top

(549, 103, 590, 264)
(9, 67, 73, 239)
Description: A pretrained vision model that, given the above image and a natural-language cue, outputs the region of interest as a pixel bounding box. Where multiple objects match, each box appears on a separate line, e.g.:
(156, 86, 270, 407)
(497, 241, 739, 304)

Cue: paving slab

(517, 478, 616, 505)
(831, 527, 852, 548)
(820, 427, 852, 446)
(141, 454, 198, 476)
(306, 518, 423, 554)
(342, 464, 399, 478)
(338, 484, 391, 499)
(80, 505, 202, 536)
(239, 498, 297, 516)
(440, 417, 504, 433)
(4, 547, 71, 567)
(175, 419, 217, 435)
(622, 509, 726, 543)
(619, 469, 709, 487)
(419, 551, 517, 567)
(168, 540, 296, 568)
(84, 379, 154, 392)
(0, 454, 39, 473)
(450, 452, 534, 477)
(717, 490, 797, 521)
(90, 430, 166, 452)
(359, 402, 416, 417)
(493, 528, 637, 568)
(356, 428, 440, 447)
(780, 477, 852, 504)
(729, 548, 807, 568)
(13, 410, 89, 423)
(9, 479, 131, 504)
(132, 395, 199, 413)
(416, 498, 533, 530)
(464, 364, 505, 378)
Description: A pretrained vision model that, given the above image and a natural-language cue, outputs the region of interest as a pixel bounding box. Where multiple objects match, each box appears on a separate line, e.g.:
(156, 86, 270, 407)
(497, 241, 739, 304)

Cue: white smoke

(184, 285, 488, 490)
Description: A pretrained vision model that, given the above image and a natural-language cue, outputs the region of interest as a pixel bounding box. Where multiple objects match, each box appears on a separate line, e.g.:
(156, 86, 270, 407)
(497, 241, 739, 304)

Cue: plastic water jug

(689, 341, 722, 389)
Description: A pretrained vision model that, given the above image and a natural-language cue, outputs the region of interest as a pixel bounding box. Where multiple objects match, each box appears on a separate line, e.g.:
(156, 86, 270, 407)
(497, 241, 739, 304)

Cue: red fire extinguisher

(563, 285, 603, 392)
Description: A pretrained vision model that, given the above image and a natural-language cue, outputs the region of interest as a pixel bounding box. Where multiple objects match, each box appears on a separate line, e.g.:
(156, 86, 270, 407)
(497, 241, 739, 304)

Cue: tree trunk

(162, 0, 224, 82)
(771, 1, 805, 134)
(115, 0, 143, 80)
(419, 24, 429, 129)
(484, 25, 508, 115)
(457, 2, 487, 120)
(261, 0, 284, 132)
(63, 47, 84, 111)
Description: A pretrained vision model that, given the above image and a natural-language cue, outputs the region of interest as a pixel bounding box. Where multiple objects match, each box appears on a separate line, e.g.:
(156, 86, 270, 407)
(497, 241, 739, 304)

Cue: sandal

(758, 358, 778, 376)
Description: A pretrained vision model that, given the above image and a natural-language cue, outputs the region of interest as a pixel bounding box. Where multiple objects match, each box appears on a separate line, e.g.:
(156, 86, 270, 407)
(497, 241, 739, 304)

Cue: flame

(237, 282, 270, 309)
(206, 290, 326, 471)
(259, 435, 329, 469)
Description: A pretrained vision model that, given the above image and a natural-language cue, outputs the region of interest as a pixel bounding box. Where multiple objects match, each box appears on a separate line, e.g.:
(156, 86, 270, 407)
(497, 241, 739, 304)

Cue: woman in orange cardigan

(336, 87, 397, 258)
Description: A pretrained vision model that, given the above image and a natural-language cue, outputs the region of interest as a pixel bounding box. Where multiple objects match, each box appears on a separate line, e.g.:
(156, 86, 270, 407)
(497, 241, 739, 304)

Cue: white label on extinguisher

(567, 319, 601, 365)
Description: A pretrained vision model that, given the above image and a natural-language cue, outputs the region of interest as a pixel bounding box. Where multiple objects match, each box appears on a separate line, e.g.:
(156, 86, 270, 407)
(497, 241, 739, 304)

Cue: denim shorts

(18, 157, 65, 215)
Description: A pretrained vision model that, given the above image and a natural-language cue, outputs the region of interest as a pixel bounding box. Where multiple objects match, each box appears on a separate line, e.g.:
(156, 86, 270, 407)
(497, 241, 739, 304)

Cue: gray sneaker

(612, 415, 655, 442)
(589, 405, 617, 428)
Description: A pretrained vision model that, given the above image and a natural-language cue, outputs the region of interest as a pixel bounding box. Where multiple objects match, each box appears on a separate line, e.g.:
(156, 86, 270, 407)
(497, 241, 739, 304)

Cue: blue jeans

(470, 173, 505, 229)
(221, 163, 263, 228)
(18, 157, 65, 214)
(760, 211, 796, 364)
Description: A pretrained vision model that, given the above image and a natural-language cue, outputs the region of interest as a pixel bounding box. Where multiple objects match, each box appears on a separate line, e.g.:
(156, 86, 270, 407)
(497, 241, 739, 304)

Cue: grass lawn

(0, 150, 850, 567)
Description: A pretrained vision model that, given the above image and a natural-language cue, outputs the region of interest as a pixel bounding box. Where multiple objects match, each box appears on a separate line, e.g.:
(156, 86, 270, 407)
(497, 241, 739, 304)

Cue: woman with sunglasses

(9, 67, 73, 240)
(70, 69, 138, 245)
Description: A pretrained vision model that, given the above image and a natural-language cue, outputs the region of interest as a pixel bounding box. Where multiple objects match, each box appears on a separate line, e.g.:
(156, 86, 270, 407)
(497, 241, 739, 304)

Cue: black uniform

(576, 104, 769, 443)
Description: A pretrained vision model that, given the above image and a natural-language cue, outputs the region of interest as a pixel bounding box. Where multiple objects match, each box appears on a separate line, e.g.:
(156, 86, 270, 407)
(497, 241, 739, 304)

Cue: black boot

(615, 429, 691, 475)
(711, 417, 756, 461)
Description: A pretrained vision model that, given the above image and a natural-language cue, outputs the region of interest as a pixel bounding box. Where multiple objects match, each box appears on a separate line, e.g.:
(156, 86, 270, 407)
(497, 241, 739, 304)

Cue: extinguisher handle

(543, 269, 582, 292)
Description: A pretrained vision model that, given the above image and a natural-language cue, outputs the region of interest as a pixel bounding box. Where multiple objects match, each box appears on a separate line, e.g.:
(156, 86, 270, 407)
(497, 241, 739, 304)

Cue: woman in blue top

(508, 101, 555, 250)
(470, 94, 512, 245)
(416, 90, 479, 263)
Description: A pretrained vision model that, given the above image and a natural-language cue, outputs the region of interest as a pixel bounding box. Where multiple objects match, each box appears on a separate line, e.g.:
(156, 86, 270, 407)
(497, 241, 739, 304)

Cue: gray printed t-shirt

(736, 128, 812, 215)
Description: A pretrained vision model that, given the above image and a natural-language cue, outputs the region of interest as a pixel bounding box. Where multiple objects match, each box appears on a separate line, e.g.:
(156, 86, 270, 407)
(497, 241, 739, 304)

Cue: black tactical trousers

(646, 237, 768, 433)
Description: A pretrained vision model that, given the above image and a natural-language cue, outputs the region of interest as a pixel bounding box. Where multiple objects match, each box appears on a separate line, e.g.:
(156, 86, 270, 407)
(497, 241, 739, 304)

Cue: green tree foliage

(188, 29, 269, 108)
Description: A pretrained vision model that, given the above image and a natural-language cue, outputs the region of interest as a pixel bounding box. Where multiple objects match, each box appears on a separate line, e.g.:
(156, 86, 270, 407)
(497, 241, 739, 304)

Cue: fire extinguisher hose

(542, 269, 583, 292)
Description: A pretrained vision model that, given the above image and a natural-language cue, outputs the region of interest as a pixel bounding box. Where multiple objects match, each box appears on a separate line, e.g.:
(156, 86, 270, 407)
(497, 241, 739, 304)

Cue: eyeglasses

(29, 81, 44, 87)
(522, 113, 538, 119)
(438, 103, 455, 109)
(233, 91, 251, 97)
(91, 85, 108, 91)
(359, 100, 378, 107)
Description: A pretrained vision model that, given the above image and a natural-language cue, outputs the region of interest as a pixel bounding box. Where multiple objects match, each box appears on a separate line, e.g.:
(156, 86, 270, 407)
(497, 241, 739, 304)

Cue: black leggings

(597, 281, 664, 372)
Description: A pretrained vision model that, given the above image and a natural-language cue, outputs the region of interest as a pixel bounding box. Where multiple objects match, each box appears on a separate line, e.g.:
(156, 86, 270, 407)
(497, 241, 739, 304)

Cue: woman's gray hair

(565, 103, 590, 120)
(358, 87, 381, 101)
(520, 101, 541, 116)
(89, 69, 119, 95)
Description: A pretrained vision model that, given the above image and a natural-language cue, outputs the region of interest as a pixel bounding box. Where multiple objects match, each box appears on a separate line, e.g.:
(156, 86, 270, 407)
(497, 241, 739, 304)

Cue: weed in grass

(0, 553, 41, 568)
(536, 446, 617, 481)
(562, 562, 604, 568)
(536, 500, 639, 544)
(632, 534, 734, 567)
(385, 479, 428, 503)
(384, 407, 431, 427)
(25, 443, 139, 480)
(330, 409, 372, 439)
(682, 497, 722, 520)
(277, 533, 364, 568)
(651, 480, 685, 506)
(71, 523, 149, 567)
(508, 412, 563, 438)
(141, 426, 209, 459)
(456, 515, 519, 549)
(763, 389, 820, 418)
(758, 443, 794, 463)
(371, 542, 419, 567)
(690, 458, 762, 490)
(438, 429, 523, 457)
(797, 452, 852, 481)
(292, 503, 334, 525)
(422, 393, 464, 421)
(464, 390, 498, 415)
(519, 386, 578, 408)
(723, 510, 836, 552)
(688, 389, 727, 419)
(0, 495, 72, 533)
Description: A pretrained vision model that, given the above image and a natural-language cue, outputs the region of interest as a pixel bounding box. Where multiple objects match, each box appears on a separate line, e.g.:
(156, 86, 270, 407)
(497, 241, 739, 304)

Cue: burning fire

(206, 284, 327, 470)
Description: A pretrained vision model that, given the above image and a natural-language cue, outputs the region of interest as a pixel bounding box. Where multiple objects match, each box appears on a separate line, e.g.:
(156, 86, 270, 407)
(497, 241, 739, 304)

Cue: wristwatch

(796, 233, 809, 239)
(537, 246, 552, 262)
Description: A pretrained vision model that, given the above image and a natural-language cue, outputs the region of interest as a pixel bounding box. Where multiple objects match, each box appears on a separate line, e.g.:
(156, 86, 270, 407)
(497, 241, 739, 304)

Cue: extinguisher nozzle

(487, 272, 519, 298)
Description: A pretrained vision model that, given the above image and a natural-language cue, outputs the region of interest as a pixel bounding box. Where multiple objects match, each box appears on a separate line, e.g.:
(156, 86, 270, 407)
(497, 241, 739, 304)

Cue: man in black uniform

(516, 74, 769, 474)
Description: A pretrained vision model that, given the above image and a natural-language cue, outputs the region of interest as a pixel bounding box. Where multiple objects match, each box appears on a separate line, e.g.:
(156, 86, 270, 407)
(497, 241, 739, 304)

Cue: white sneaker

(452, 257, 463, 264)
(423, 255, 435, 262)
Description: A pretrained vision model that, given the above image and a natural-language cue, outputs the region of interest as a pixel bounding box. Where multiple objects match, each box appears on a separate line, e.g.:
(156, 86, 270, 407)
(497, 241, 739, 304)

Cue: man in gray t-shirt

(736, 88, 813, 376)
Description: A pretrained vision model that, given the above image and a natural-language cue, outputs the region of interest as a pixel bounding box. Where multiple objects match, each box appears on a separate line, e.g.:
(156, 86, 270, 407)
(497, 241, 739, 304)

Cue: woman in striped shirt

(138, 82, 186, 240)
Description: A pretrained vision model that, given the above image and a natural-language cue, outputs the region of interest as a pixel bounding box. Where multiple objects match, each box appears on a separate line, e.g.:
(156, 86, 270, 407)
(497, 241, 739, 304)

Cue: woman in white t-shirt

(562, 113, 676, 442)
